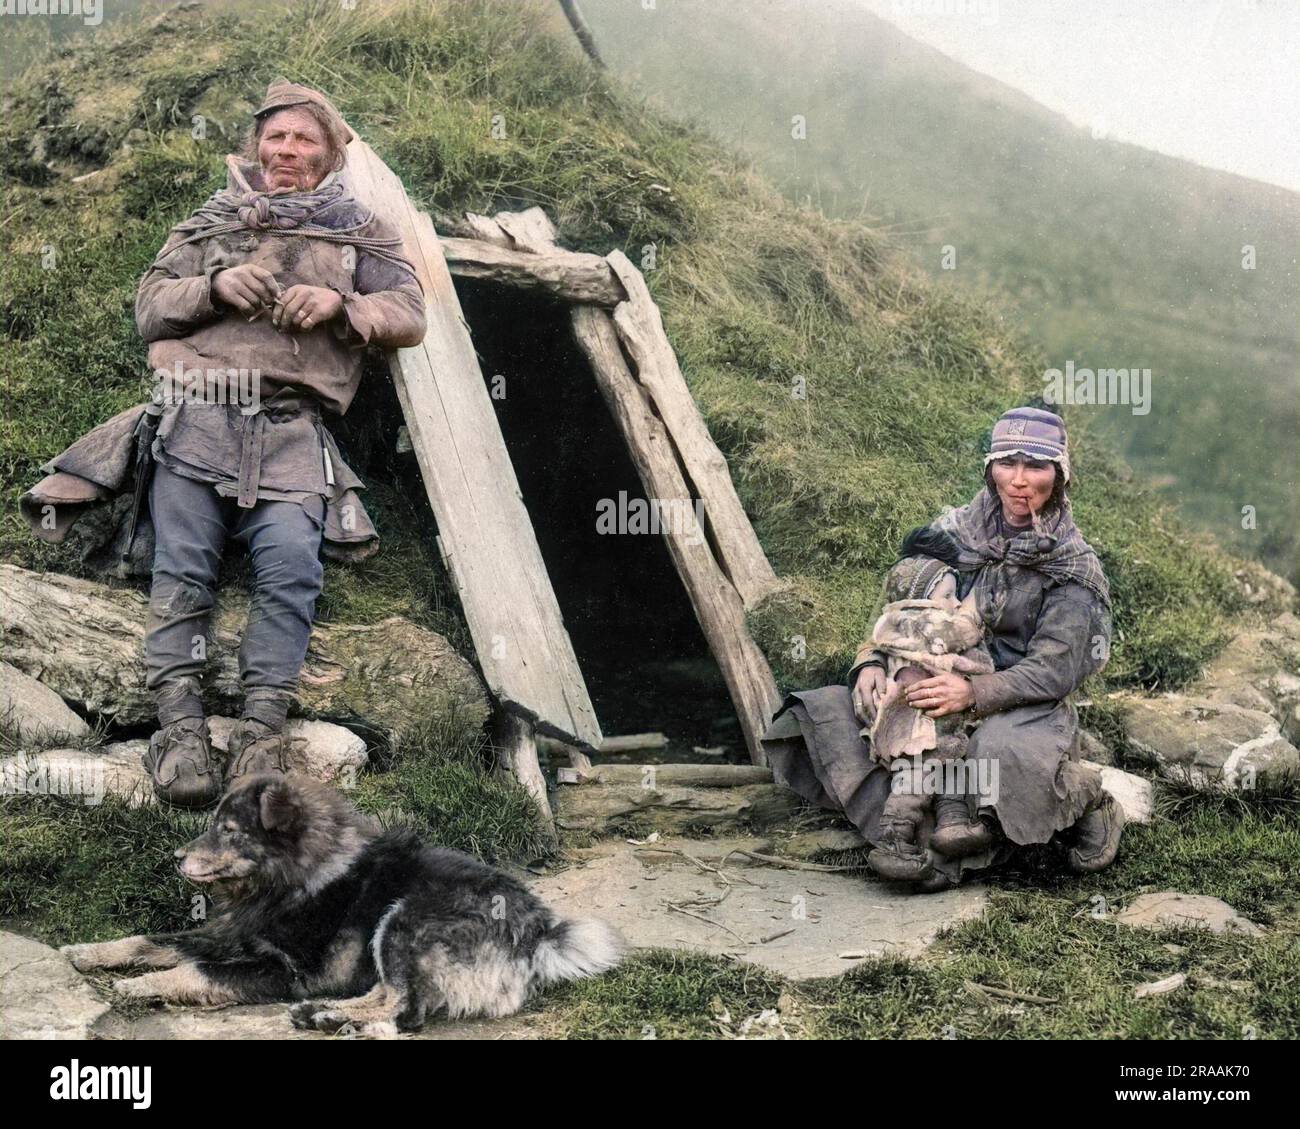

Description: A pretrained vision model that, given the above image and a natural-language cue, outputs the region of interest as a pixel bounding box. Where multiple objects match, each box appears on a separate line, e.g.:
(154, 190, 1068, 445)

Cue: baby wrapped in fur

(863, 556, 993, 880)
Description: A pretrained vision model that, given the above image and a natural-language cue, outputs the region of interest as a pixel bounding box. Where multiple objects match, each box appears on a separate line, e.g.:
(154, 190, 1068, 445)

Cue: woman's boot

(867, 816, 934, 881)
(1065, 792, 1125, 873)
(931, 796, 998, 858)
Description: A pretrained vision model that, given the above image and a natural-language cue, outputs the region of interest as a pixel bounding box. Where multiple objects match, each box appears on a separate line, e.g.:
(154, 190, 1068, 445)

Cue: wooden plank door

(338, 133, 602, 753)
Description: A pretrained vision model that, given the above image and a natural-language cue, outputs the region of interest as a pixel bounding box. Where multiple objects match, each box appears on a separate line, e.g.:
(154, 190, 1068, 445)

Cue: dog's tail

(531, 916, 626, 986)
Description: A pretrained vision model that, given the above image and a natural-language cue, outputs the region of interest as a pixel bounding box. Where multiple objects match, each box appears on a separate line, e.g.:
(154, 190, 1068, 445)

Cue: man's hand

(212, 264, 281, 315)
(852, 666, 886, 726)
(271, 285, 344, 332)
(905, 673, 975, 718)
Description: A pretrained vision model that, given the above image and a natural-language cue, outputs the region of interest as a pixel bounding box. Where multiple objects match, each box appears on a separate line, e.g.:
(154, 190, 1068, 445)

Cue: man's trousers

(144, 461, 326, 730)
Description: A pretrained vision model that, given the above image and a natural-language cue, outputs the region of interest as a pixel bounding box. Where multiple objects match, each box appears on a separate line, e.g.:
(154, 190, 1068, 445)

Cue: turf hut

(341, 127, 783, 824)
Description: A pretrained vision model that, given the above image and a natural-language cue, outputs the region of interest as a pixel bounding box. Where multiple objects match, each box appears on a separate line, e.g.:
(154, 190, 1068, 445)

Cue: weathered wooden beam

(440, 237, 625, 306)
(562, 764, 775, 788)
(539, 731, 669, 761)
(553, 776, 802, 837)
(558, 0, 606, 69)
(448, 207, 558, 252)
(604, 251, 780, 610)
(338, 131, 602, 785)
(495, 711, 557, 845)
(571, 306, 781, 765)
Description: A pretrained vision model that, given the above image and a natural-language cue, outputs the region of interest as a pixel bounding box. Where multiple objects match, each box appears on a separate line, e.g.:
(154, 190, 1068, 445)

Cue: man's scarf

(153, 155, 418, 279)
(900, 488, 1111, 610)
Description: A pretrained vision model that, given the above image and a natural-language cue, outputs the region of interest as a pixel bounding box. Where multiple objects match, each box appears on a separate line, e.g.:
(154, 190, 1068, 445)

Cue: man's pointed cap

(253, 78, 357, 144)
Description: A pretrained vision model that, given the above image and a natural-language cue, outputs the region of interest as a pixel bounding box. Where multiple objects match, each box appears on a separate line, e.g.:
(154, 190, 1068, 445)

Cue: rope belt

(235, 393, 321, 509)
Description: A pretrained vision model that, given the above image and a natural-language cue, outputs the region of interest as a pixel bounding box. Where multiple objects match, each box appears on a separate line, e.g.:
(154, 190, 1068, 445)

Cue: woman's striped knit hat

(983, 406, 1071, 483)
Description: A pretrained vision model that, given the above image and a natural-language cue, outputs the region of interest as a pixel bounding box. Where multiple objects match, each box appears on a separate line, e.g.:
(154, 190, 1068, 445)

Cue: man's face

(257, 108, 332, 193)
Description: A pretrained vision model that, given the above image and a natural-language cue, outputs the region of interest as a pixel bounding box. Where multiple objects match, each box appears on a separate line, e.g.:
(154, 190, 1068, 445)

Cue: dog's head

(175, 774, 376, 891)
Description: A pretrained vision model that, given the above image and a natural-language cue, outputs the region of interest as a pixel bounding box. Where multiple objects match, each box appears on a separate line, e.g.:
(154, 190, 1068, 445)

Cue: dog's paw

(112, 977, 149, 998)
(60, 943, 100, 972)
(288, 1001, 321, 1029)
(112, 972, 166, 1000)
(288, 1001, 355, 1035)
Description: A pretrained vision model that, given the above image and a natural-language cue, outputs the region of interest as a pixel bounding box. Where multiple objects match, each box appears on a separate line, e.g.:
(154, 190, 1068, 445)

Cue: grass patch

(352, 702, 551, 865)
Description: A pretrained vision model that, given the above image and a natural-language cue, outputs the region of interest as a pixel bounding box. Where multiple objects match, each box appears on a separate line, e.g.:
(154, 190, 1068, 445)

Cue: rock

(1192, 615, 1300, 743)
(0, 564, 488, 744)
(0, 931, 111, 1039)
(1112, 892, 1263, 936)
(781, 828, 867, 860)
(0, 662, 89, 744)
(530, 835, 989, 980)
(1078, 727, 1113, 766)
(0, 743, 153, 807)
(1230, 563, 1295, 611)
(1084, 761, 1154, 824)
(207, 717, 367, 787)
(1116, 695, 1299, 791)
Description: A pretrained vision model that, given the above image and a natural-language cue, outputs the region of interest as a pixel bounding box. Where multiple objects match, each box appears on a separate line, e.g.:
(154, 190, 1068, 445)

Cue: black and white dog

(62, 774, 625, 1035)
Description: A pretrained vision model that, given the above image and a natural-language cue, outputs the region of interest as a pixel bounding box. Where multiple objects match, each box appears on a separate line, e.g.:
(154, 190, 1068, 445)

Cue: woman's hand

(272, 284, 344, 332)
(906, 673, 975, 718)
(852, 666, 886, 725)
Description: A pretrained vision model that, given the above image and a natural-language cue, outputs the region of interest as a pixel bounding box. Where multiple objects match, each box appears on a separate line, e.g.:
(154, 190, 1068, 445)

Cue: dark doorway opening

(455, 280, 743, 759)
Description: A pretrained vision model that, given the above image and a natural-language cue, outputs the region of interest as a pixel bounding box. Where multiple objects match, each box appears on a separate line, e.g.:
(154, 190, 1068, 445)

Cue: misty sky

(857, 0, 1300, 192)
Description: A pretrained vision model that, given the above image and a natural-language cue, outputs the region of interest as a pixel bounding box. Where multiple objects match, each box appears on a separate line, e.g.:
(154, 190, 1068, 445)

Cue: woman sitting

(762, 406, 1124, 892)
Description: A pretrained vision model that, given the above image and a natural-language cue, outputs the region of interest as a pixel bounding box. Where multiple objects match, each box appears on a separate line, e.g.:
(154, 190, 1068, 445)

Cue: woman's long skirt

(761, 686, 1104, 883)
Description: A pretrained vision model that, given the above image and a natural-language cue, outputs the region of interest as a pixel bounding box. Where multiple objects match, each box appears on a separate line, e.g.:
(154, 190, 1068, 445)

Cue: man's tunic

(20, 157, 426, 568)
(137, 159, 426, 508)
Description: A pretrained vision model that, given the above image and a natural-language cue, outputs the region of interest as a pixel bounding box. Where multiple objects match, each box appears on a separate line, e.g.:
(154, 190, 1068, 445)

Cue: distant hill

(582, 0, 1299, 580)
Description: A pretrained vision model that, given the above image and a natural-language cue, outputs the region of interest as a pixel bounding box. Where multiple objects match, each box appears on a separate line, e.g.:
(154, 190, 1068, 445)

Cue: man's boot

(143, 716, 224, 809)
(1065, 792, 1125, 873)
(226, 717, 291, 784)
(144, 677, 222, 808)
(931, 796, 998, 858)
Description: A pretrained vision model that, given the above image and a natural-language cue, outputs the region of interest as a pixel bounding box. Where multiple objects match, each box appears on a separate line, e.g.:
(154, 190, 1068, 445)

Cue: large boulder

(1087, 762, 1154, 824)
(0, 931, 110, 1039)
(0, 743, 153, 807)
(1116, 695, 1298, 791)
(0, 661, 89, 743)
(1192, 612, 1300, 745)
(0, 564, 488, 745)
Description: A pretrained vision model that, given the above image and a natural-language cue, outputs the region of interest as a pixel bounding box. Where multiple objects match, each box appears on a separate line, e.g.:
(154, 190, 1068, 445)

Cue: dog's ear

(258, 779, 301, 833)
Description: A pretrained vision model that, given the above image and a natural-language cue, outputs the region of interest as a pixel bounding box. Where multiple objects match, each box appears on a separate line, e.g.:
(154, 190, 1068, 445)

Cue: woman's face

(989, 455, 1056, 524)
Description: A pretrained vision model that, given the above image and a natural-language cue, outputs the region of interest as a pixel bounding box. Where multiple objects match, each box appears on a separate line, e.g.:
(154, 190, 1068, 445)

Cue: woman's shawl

(900, 488, 1111, 610)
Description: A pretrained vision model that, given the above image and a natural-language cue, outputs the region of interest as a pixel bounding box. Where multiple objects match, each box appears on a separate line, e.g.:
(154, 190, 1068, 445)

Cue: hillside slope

(0, 0, 1281, 704)
(581, 0, 1299, 581)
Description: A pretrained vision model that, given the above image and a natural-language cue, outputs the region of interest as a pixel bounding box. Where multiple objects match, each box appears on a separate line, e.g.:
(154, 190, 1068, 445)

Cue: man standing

(130, 80, 425, 806)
